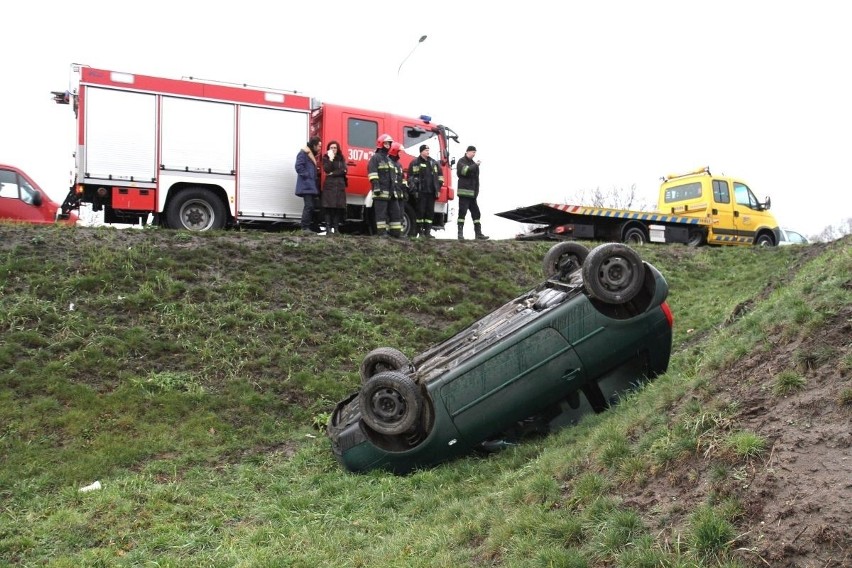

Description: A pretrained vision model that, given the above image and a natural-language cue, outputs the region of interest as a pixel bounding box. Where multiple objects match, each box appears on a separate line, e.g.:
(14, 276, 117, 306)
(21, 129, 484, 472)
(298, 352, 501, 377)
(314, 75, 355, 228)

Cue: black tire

(359, 370, 422, 436)
(360, 347, 414, 384)
(687, 230, 706, 247)
(582, 243, 646, 304)
(166, 187, 227, 231)
(400, 202, 417, 237)
(622, 226, 647, 245)
(542, 242, 590, 279)
(755, 232, 775, 247)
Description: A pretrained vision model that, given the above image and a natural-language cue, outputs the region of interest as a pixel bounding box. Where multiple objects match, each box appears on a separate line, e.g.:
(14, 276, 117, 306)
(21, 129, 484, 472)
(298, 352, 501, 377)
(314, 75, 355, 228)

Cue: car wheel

(542, 242, 589, 279)
(359, 371, 422, 436)
(360, 347, 414, 384)
(582, 243, 646, 304)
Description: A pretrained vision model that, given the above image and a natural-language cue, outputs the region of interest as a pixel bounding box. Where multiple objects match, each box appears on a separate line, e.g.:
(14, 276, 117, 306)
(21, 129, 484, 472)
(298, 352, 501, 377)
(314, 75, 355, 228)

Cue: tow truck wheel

(360, 347, 414, 384)
(543, 242, 590, 279)
(755, 233, 775, 247)
(622, 226, 647, 245)
(687, 230, 706, 247)
(359, 371, 422, 436)
(166, 187, 226, 231)
(583, 243, 645, 304)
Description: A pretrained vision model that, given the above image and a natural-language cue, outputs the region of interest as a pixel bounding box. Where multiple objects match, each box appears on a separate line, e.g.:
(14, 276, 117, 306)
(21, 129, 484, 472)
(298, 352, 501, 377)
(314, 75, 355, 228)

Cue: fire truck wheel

(360, 347, 414, 384)
(582, 243, 645, 305)
(622, 226, 648, 245)
(401, 203, 417, 237)
(359, 371, 422, 436)
(542, 242, 589, 279)
(166, 187, 227, 231)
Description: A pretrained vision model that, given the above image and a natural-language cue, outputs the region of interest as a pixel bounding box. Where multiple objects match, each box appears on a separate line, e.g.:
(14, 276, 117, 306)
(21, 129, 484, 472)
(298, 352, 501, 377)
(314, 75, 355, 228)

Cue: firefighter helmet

(376, 133, 394, 148)
(389, 142, 403, 157)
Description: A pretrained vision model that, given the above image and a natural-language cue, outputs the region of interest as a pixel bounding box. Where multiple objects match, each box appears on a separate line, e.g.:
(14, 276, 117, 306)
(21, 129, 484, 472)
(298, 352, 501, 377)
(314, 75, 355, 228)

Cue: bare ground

(622, 304, 851, 566)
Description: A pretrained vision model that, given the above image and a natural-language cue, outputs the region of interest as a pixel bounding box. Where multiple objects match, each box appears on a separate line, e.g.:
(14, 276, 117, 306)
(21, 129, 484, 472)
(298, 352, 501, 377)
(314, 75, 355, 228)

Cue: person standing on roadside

(295, 135, 321, 235)
(387, 142, 408, 238)
(407, 144, 444, 239)
(456, 145, 489, 240)
(367, 134, 397, 237)
(321, 140, 348, 236)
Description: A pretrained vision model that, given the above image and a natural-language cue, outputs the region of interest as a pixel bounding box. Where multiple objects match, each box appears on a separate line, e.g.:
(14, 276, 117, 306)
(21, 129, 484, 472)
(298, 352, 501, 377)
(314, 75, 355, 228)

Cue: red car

(0, 164, 78, 225)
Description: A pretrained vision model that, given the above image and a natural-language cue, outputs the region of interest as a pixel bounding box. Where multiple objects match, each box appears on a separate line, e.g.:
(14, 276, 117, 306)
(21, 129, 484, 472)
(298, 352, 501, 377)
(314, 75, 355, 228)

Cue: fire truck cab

(54, 64, 457, 234)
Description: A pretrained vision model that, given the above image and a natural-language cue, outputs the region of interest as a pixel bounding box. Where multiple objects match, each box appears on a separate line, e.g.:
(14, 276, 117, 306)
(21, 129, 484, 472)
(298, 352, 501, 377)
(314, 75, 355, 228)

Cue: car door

(440, 327, 585, 443)
(0, 167, 54, 224)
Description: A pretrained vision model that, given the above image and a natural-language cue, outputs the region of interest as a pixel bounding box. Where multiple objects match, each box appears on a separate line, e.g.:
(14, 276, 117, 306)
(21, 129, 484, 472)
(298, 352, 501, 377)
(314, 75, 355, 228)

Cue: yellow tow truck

(498, 167, 781, 246)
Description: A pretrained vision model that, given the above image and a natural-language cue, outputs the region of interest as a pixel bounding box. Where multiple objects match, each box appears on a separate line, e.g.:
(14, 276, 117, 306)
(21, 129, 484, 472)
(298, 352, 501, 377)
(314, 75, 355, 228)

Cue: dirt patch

(620, 303, 851, 567)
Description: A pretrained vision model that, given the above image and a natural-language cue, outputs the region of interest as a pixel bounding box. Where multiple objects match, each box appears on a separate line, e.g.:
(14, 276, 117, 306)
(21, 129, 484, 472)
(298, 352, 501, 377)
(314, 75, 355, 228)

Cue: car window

(0, 169, 20, 199)
(786, 230, 807, 244)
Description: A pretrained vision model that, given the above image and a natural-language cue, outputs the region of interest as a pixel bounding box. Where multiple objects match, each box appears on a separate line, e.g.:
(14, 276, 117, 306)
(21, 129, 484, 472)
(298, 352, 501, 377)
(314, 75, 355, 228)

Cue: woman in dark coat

(321, 140, 348, 235)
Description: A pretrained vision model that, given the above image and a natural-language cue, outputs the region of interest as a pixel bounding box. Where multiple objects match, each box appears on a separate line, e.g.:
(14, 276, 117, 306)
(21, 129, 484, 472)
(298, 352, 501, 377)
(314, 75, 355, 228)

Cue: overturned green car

(328, 242, 674, 474)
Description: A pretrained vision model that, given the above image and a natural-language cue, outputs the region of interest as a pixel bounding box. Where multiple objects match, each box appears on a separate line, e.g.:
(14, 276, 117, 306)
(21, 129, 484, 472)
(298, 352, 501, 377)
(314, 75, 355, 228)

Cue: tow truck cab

(658, 167, 779, 246)
(0, 164, 78, 226)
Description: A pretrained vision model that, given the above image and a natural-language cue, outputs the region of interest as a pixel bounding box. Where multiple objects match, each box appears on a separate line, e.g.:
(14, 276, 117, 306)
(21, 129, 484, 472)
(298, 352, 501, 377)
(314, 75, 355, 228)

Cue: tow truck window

(734, 183, 759, 209)
(663, 182, 702, 203)
(347, 118, 378, 149)
(712, 180, 730, 204)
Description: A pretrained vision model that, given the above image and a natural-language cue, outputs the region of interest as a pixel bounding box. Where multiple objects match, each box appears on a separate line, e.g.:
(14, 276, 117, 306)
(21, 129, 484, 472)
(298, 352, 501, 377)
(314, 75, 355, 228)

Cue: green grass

(773, 369, 806, 395)
(0, 223, 848, 566)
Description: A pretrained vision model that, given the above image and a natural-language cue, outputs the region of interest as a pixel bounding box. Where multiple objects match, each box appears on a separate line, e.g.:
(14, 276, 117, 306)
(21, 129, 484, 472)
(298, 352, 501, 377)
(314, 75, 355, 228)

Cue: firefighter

(367, 134, 401, 237)
(407, 144, 444, 239)
(456, 145, 489, 240)
(388, 142, 408, 238)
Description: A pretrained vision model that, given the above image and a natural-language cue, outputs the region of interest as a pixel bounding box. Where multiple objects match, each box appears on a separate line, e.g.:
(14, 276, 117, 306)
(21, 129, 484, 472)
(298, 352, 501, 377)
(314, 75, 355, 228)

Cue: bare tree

(566, 184, 651, 211)
(812, 217, 851, 243)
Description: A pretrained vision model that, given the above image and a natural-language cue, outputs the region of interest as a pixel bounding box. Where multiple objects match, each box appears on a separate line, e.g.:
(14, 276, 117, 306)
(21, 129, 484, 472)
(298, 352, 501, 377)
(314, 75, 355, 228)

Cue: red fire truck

(53, 63, 459, 234)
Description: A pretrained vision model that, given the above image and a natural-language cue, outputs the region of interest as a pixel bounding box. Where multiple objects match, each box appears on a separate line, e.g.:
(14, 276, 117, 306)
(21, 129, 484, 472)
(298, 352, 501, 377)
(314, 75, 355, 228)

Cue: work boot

(457, 224, 465, 241)
(474, 225, 490, 240)
(412, 223, 421, 238)
(423, 226, 435, 239)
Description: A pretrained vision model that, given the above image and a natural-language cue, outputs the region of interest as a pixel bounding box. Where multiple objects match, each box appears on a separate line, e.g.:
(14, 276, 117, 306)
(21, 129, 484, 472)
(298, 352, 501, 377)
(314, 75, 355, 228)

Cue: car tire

(360, 347, 414, 384)
(359, 370, 422, 436)
(542, 242, 590, 279)
(582, 243, 645, 304)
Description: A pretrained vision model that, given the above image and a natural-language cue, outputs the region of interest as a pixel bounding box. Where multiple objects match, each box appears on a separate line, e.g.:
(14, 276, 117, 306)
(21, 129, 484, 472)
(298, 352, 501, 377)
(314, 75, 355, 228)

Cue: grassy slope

(0, 224, 848, 566)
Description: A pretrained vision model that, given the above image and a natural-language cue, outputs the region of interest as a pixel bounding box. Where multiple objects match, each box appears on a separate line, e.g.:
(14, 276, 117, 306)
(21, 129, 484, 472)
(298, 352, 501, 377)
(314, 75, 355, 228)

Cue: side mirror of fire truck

(51, 90, 70, 105)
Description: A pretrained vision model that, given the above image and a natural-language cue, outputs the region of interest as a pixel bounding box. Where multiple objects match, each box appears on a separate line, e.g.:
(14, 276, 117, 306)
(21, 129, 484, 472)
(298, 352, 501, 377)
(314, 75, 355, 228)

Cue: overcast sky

(3, 1, 849, 239)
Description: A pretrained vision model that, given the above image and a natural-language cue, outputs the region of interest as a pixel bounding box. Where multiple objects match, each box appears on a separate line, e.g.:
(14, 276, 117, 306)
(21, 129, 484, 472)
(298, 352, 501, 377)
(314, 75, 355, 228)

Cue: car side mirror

(764, 196, 771, 210)
(32, 192, 43, 207)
